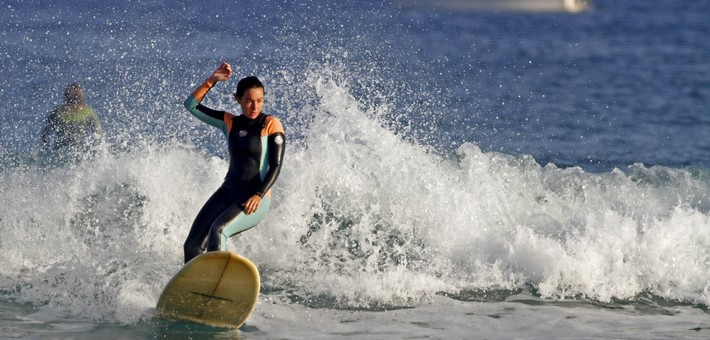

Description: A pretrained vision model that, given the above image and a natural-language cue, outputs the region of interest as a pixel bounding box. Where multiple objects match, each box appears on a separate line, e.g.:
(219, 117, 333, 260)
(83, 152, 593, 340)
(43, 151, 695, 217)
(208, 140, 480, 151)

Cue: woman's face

(237, 87, 264, 119)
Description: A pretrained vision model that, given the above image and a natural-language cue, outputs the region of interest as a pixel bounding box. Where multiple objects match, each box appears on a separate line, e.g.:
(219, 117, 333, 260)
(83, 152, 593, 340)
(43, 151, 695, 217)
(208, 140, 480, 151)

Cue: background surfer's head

(235, 76, 265, 119)
(63, 83, 85, 106)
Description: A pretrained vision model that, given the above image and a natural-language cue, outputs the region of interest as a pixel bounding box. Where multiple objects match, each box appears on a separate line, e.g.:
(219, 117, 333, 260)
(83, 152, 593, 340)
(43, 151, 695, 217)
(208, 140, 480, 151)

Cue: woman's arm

(183, 62, 233, 136)
(242, 116, 285, 215)
(255, 116, 286, 197)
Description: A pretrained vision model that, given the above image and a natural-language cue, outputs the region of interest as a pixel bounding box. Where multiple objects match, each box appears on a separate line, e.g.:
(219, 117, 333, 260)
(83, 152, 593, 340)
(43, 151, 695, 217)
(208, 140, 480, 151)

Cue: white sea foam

(1, 70, 709, 325)
(249, 72, 710, 309)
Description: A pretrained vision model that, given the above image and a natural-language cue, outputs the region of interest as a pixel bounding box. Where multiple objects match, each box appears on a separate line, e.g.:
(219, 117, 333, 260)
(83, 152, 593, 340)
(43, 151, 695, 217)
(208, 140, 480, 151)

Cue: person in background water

(41, 83, 102, 150)
(182, 62, 285, 264)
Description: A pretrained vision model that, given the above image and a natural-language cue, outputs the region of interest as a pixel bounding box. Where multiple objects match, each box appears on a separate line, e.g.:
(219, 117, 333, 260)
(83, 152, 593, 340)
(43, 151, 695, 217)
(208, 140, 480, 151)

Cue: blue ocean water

(1, 0, 710, 338)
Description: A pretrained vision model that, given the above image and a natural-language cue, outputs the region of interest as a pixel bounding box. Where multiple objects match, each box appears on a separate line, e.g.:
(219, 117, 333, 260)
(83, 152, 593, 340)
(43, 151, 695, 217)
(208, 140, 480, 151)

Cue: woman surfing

(182, 62, 285, 264)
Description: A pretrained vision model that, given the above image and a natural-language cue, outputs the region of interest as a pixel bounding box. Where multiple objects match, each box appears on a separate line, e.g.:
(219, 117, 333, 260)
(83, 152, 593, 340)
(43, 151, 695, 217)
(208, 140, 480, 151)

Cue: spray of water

(2, 61, 710, 324)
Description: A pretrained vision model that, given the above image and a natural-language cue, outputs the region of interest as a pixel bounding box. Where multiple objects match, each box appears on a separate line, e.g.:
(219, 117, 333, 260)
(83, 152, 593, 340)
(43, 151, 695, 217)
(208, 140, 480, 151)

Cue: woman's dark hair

(234, 76, 264, 100)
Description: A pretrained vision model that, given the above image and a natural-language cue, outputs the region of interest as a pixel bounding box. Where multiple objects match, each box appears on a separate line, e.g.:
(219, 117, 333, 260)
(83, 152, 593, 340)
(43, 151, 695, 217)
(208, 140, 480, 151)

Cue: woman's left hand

(242, 194, 261, 215)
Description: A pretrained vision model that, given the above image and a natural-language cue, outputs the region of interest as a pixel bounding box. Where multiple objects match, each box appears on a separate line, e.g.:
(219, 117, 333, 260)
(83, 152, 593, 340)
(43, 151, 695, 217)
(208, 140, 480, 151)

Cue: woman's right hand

(210, 62, 233, 82)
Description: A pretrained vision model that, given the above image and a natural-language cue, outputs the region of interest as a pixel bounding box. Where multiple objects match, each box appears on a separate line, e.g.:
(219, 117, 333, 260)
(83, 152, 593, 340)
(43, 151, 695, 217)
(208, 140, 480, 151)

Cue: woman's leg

(183, 187, 231, 263)
(207, 195, 271, 251)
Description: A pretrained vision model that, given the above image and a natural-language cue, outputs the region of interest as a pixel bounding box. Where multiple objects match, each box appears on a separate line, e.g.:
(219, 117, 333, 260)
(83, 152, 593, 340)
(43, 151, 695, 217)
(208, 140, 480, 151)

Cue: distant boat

(393, 0, 592, 13)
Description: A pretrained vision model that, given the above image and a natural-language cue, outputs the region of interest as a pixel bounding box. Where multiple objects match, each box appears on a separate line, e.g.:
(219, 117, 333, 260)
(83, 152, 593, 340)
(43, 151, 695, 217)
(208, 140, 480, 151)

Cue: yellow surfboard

(156, 251, 260, 329)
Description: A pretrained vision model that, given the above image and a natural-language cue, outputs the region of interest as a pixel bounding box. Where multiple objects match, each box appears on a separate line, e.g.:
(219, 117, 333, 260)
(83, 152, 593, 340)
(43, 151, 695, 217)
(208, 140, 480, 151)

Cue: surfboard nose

(156, 251, 260, 329)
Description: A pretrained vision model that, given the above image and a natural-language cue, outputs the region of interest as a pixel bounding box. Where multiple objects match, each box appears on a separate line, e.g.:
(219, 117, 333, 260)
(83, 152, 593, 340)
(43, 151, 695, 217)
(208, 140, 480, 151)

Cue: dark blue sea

(1, 0, 709, 338)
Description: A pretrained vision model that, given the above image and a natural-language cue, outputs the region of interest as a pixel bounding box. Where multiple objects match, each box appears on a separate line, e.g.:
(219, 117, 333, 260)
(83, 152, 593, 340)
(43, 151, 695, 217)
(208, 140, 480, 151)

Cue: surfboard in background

(156, 251, 260, 329)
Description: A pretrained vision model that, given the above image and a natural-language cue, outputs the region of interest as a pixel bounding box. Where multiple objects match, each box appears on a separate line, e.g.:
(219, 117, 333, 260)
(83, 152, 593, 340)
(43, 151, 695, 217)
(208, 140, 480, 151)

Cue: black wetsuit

(182, 79, 285, 263)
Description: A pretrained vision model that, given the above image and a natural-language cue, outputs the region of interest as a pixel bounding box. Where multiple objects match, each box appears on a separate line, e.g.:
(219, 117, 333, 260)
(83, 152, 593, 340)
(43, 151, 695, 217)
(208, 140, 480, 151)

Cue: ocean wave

(1, 72, 709, 324)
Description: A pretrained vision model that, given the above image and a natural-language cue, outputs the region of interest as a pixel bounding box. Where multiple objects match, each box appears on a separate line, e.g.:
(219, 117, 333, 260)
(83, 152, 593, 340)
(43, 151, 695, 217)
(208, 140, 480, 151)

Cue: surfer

(41, 83, 103, 150)
(182, 62, 285, 264)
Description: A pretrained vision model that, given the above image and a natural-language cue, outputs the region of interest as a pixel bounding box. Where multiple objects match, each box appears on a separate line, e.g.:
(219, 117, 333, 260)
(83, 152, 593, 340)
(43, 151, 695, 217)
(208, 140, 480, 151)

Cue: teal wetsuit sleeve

(184, 94, 229, 137)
